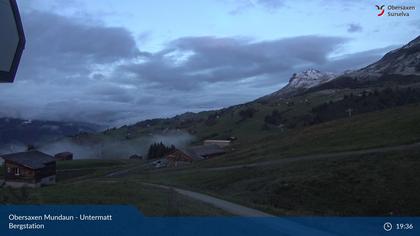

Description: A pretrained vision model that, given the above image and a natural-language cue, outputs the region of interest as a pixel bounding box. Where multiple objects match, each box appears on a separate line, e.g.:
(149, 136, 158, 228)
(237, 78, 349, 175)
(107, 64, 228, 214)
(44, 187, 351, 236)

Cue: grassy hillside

(114, 103, 420, 216)
(76, 85, 420, 156)
(134, 148, 420, 216)
(73, 88, 359, 147)
(191, 103, 420, 167)
(0, 159, 228, 216)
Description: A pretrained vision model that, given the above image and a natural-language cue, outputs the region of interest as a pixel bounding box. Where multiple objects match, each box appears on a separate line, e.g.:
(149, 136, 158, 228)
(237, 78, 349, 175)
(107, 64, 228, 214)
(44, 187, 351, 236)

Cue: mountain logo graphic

(376, 5, 385, 16)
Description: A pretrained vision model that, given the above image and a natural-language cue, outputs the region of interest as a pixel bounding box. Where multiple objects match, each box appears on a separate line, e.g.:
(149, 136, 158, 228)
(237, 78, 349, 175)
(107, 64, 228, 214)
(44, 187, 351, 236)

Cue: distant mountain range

(0, 117, 101, 148)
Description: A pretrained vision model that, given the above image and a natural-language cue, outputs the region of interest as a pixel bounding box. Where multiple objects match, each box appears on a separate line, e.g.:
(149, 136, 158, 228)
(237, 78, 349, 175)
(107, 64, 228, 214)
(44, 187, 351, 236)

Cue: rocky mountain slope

(308, 36, 420, 92)
(261, 69, 337, 99)
(345, 36, 420, 79)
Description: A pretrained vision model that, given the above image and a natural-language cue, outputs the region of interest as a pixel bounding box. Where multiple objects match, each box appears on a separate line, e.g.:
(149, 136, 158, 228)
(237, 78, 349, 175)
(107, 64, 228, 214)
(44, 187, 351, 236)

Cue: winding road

(105, 141, 420, 217)
(141, 183, 337, 236)
(142, 182, 273, 217)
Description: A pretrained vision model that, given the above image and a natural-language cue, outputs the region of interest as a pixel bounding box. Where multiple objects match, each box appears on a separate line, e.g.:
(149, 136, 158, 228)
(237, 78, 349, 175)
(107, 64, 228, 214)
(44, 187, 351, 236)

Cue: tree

(238, 107, 257, 120)
(147, 142, 176, 159)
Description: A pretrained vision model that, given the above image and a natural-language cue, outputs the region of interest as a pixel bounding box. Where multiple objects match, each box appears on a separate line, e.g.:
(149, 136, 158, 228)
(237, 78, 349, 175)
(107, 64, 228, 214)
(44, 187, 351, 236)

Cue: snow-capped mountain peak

(258, 69, 338, 100)
(288, 69, 337, 89)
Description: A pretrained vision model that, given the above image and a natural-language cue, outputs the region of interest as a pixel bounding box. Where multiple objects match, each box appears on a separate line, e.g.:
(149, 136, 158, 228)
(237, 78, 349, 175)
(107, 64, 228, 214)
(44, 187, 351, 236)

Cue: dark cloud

(18, 10, 140, 82)
(121, 35, 348, 90)
(0, 10, 147, 125)
(347, 23, 363, 33)
(0, 9, 395, 126)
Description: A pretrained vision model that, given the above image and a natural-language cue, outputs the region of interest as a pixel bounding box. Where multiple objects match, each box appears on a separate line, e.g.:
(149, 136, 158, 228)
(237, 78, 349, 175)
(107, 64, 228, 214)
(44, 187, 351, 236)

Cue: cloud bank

(0, 9, 393, 126)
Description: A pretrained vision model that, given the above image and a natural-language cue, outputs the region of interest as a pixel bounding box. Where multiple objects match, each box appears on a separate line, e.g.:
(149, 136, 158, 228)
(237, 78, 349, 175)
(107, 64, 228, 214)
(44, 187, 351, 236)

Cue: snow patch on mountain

(287, 69, 337, 89)
(259, 69, 338, 100)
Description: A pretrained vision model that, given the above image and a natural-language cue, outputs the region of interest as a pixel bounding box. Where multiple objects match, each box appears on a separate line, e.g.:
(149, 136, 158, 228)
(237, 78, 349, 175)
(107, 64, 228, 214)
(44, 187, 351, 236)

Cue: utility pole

(346, 108, 353, 118)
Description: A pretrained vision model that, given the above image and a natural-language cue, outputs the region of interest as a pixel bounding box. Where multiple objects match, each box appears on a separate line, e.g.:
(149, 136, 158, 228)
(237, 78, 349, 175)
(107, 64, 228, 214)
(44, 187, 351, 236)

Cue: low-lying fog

(0, 131, 195, 160)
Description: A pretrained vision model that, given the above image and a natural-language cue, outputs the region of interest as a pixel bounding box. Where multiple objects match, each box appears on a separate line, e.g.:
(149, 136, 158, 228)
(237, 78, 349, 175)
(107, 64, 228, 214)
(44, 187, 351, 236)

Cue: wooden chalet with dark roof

(165, 144, 226, 167)
(1, 151, 56, 188)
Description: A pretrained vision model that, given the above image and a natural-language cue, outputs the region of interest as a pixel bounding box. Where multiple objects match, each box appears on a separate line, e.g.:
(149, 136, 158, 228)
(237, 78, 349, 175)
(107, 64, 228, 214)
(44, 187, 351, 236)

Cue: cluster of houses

(0, 150, 73, 188)
(152, 139, 233, 168)
(0, 139, 235, 188)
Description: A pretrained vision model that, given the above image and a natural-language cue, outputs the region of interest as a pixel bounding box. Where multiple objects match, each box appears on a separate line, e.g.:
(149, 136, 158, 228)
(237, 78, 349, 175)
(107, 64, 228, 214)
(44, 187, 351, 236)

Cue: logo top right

(375, 4, 416, 17)
(376, 5, 385, 16)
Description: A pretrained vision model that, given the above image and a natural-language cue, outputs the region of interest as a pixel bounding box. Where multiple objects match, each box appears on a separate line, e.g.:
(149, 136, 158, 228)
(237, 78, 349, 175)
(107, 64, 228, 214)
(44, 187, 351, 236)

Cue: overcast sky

(0, 0, 418, 126)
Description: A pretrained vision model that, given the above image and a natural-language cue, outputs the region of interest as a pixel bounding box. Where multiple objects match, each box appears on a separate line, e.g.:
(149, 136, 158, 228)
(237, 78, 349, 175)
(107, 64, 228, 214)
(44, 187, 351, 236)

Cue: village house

(165, 149, 201, 167)
(190, 144, 226, 159)
(1, 151, 56, 188)
(129, 154, 143, 160)
(54, 152, 73, 161)
(165, 144, 226, 167)
(203, 139, 231, 148)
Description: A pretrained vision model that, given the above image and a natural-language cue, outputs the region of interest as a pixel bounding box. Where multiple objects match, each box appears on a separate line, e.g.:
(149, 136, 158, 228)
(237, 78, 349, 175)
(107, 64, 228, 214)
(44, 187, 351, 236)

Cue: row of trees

(147, 142, 176, 159)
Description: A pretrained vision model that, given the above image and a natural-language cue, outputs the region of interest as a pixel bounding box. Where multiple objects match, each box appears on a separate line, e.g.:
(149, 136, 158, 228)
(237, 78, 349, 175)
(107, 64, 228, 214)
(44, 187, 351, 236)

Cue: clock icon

(384, 222, 393, 232)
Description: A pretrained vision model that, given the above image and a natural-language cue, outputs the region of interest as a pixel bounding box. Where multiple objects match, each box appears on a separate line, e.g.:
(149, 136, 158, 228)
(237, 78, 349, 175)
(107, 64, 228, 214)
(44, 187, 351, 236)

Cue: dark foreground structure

(1, 151, 56, 187)
(165, 144, 226, 167)
(54, 152, 73, 161)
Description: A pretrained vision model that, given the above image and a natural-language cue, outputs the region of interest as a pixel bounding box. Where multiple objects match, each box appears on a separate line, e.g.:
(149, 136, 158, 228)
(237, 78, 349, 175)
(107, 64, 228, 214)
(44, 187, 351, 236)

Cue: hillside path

(143, 183, 272, 216)
(141, 183, 336, 235)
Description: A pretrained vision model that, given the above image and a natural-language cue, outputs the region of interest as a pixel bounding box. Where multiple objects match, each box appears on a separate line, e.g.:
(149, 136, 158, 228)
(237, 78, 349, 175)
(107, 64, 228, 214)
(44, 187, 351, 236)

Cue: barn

(203, 140, 231, 148)
(54, 152, 73, 161)
(165, 144, 226, 167)
(165, 149, 201, 167)
(189, 144, 226, 159)
(1, 151, 56, 188)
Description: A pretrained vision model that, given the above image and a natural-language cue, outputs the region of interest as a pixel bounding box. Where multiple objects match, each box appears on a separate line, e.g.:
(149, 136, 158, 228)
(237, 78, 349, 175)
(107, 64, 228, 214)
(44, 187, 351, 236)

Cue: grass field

(194, 104, 420, 167)
(133, 148, 420, 216)
(122, 104, 420, 216)
(0, 160, 228, 216)
(55, 159, 134, 182)
(0, 179, 228, 216)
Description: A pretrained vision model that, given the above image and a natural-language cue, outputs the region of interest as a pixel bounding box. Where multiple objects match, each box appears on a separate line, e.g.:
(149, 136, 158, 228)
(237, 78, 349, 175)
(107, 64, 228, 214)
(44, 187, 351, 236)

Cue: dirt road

(143, 182, 272, 216)
(142, 183, 336, 235)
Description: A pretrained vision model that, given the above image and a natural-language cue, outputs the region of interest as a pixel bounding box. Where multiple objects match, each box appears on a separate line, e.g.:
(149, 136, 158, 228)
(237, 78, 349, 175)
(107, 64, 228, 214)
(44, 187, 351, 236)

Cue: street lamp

(0, 0, 25, 83)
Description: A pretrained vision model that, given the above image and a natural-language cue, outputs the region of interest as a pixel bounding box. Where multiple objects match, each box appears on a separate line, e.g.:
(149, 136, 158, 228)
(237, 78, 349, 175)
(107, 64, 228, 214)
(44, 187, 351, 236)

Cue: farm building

(1, 151, 56, 188)
(165, 149, 202, 167)
(54, 152, 73, 161)
(203, 140, 231, 148)
(129, 154, 143, 160)
(189, 144, 226, 159)
(165, 144, 226, 167)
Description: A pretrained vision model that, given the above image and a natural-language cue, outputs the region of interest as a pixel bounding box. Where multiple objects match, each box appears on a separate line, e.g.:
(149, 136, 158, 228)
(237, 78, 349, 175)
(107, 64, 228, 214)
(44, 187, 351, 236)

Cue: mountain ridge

(259, 69, 337, 100)
(345, 36, 420, 79)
